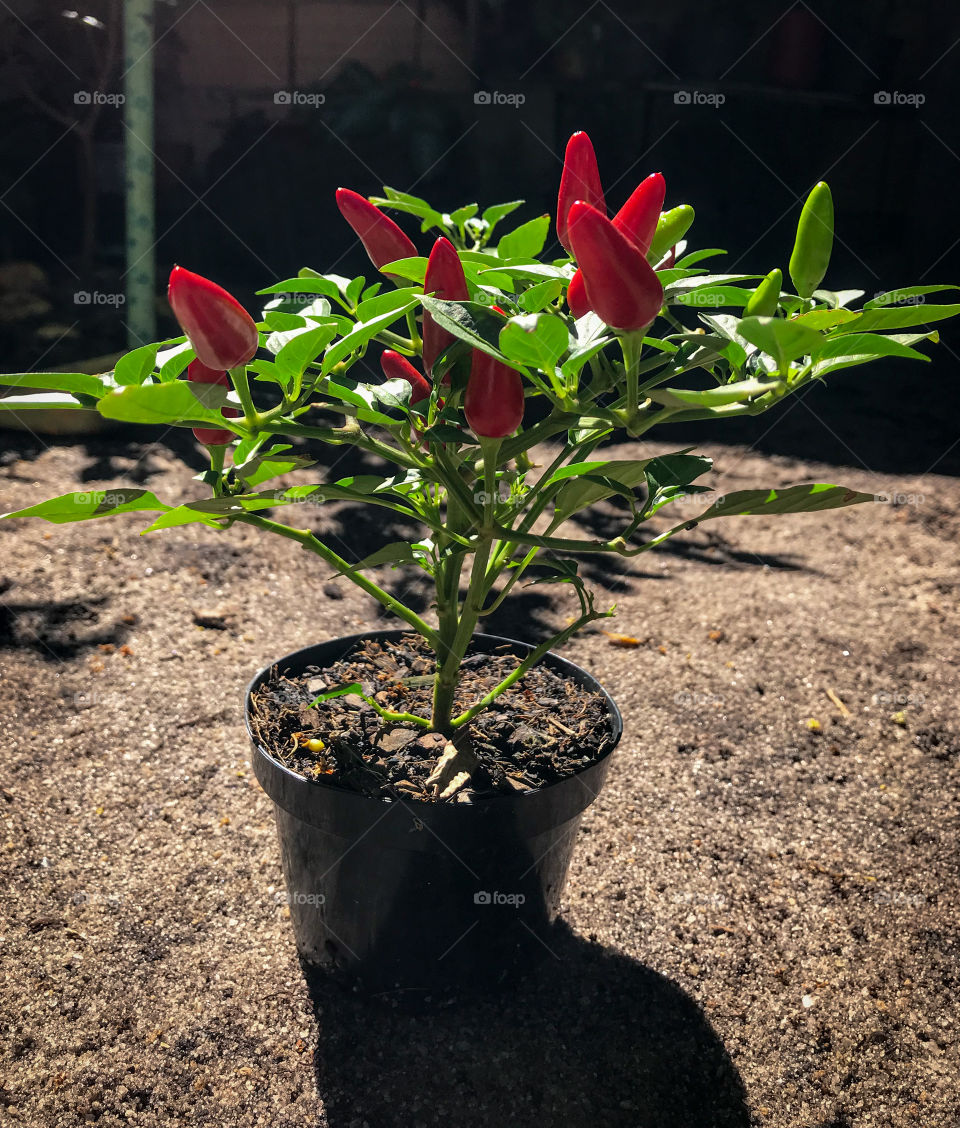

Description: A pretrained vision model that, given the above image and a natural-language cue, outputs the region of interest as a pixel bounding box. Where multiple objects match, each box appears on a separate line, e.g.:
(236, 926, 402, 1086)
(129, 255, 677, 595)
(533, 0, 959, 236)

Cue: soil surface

(1, 428, 959, 1127)
(250, 634, 612, 800)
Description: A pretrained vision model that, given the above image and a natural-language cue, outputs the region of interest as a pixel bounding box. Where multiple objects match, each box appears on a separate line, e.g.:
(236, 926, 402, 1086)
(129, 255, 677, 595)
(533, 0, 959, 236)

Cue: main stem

(430, 440, 500, 733)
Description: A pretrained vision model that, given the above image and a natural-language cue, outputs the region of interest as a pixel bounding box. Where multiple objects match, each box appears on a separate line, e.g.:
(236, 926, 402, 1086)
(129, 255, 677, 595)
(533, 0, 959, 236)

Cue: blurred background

(1, 0, 958, 475)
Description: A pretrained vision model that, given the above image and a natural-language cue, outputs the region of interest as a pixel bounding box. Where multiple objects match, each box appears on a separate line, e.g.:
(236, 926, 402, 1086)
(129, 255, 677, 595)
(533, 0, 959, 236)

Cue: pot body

(246, 631, 622, 999)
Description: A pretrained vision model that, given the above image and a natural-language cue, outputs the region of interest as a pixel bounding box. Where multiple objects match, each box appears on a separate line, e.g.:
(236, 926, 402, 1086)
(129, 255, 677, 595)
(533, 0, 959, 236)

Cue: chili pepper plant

(4, 133, 958, 743)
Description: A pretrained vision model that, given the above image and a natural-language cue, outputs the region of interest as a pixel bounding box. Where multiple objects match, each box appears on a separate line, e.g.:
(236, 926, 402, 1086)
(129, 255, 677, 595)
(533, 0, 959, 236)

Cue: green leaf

(419, 297, 508, 362)
(355, 287, 422, 323)
(842, 303, 960, 333)
(3, 489, 169, 524)
(237, 455, 317, 488)
(518, 278, 564, 313)
(814, 332, 930, 363)
(321, 300, 419, 375)
(738, 316, 824, 372)
(309, 682, 365, 707)
(274, 324, 338, 384)
(157, 342, 194, 382)
(0, 371, 107, 397)
(375, 257, 427, 285)
(793, 309, 859, 331)
(97, 382, 235, 428)
(499, 313, 568, 370)
(497, 214, 550, 260)
(0, 392, 88, 411)
(647, 378, 780, 409)
(481, 199, 524, 230)
(694, 483, 874, 521)
(672, 285, 755, 309)
(141, 506, 227, 532)
(355, 542, 417, 569)
(114, 343, 160, 387)
(257, 276, 342, 300)
(675, 248, 726, 269)
(552, 459, 655, 519)
(865, 285, 959, 309)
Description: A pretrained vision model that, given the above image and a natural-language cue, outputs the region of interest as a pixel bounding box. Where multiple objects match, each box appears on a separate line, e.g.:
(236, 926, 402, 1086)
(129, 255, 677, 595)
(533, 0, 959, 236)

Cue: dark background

(2, 0, 959, 476)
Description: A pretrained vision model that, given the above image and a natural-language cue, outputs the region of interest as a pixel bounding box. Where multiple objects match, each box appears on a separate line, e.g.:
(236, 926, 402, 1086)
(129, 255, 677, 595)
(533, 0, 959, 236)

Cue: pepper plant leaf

(693, 483, 875, 520)
(3, 489, 170, 524)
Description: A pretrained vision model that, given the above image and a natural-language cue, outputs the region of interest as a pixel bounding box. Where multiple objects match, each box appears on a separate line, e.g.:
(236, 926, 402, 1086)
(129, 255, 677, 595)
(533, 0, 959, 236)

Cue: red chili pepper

(167, 266, 259, 371)
(335, 188, 417, 280)
(184, 358, 240, 446)
(567, 269, 591, 318)
(567, 201, 663, 332)
(566, 173, 665, 320)
(379, 349, 431, 407)
(464, 351, 524, 438)
(421, 236, 468, 379)
(556, 131, 605, 255)
(613, 172, 665, 257)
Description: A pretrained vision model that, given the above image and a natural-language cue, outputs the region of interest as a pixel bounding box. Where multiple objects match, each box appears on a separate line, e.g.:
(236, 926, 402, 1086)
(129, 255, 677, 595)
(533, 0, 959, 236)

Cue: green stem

(229, 365, 258, 423)
(430, 442, 500, 732)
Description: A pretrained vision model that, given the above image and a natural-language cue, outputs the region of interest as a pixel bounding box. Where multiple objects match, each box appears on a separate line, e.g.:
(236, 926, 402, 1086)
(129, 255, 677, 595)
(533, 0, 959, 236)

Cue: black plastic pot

(246, 630, 622, 1001)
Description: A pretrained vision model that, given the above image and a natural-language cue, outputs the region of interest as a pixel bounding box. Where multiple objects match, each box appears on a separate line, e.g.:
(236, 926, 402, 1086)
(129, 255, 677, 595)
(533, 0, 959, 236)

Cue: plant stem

(429, 441, 499, 732)
(229, 365, 258, 423)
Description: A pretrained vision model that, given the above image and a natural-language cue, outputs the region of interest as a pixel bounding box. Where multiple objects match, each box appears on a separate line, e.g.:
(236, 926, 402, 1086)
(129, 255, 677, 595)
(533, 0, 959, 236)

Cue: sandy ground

(0, 427, 958, 1127)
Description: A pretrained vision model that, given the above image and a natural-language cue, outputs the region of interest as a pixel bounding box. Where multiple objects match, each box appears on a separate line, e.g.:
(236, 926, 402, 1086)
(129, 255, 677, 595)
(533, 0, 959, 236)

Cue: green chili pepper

(647, 205, 695, 264)
(744, 268, 782, 317)
(789, 182, 834, 299)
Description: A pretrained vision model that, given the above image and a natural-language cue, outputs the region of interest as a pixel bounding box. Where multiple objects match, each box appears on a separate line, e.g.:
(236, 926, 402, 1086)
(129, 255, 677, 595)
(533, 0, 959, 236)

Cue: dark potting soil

(248, 634, 614, 801)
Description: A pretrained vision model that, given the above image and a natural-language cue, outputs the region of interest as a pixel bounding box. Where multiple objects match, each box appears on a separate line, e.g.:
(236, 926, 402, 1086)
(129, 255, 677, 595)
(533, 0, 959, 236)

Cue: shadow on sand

(304, 920, 750, 1128)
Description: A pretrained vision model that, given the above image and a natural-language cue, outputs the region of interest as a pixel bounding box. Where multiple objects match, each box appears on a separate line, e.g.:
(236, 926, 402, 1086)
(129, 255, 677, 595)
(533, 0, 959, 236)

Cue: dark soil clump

(249, 633, 613, 800)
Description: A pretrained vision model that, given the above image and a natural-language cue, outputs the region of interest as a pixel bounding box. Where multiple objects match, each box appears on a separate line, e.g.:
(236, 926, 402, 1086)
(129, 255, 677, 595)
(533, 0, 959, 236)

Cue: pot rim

(244, 628, 622, 811)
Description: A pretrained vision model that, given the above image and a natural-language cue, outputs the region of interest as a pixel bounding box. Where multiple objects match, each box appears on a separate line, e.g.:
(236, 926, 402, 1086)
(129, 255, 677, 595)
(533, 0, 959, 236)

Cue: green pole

(123, 0, 156, 346)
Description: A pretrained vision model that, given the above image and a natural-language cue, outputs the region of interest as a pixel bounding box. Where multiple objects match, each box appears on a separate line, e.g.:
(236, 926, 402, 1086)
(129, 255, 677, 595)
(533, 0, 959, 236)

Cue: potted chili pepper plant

(4, 132, 958, 1001)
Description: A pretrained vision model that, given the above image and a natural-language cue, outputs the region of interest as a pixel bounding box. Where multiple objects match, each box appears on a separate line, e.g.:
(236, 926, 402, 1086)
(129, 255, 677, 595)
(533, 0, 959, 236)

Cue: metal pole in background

(123, 0, 155, 347)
